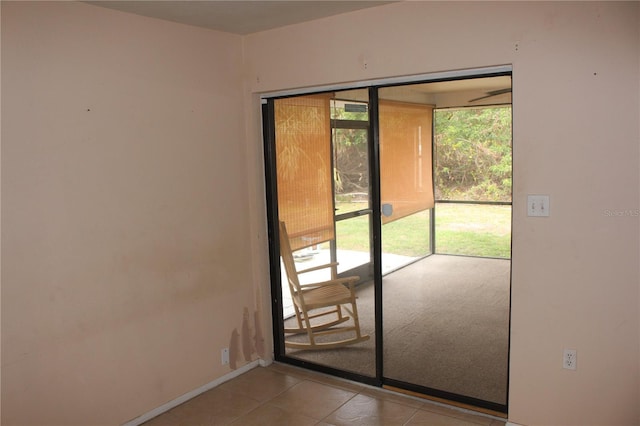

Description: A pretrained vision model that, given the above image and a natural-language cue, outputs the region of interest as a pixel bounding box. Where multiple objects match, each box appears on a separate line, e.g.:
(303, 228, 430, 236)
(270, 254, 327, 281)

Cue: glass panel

(276, 89, 375, 379)
(380, 77, 511, 409)
(381, 210, 431, 274)
(336, 215, 370, 274)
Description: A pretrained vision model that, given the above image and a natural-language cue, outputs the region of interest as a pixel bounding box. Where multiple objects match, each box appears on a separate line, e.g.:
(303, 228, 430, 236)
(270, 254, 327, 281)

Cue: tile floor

(143, 362, 507, 426)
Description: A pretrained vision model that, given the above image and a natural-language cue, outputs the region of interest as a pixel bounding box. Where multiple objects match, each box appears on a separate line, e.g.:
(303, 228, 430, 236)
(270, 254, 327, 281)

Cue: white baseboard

(258, 358, 272, 367)
(123, 360, 261, 426)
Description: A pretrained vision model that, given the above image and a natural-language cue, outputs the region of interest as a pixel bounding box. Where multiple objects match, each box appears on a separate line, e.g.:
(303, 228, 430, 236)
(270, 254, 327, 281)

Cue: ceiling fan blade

(468, 88, 512, 103)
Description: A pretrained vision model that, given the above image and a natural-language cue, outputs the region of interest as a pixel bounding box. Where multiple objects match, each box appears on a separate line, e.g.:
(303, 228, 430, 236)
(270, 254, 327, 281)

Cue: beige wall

(1, 1, 639, 426)
(244, 2, 640, 425)
(1, 2, 261, 424)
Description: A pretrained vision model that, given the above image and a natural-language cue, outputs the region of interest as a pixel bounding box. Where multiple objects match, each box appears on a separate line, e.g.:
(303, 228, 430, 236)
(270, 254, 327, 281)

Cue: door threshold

(382, 385, 508, 419)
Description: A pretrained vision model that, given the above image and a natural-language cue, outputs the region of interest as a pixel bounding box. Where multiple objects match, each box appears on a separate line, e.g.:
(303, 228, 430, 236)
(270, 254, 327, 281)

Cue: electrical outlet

(563, 349, 577, 370)
(221, 348, 229, 365)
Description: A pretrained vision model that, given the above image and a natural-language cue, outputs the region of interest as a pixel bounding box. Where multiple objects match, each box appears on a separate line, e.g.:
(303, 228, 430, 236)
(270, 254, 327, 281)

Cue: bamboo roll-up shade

(275, 94, 334, 251)
(379, 100, 434, 224)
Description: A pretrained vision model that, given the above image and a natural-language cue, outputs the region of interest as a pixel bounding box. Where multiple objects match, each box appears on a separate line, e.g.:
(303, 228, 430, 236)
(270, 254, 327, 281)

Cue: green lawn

(435, 203, 511, 258)
(334, 202, 511, 258)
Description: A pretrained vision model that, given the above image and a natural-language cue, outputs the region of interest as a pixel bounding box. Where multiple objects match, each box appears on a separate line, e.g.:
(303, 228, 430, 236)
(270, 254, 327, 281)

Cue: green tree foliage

(435, 107, 512, 202)
(333, 128, 368, 195)
(331, 104, 369, 196)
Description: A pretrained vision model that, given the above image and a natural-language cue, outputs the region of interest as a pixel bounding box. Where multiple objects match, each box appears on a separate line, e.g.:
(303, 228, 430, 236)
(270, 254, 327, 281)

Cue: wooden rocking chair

(279, 221, 370, 350)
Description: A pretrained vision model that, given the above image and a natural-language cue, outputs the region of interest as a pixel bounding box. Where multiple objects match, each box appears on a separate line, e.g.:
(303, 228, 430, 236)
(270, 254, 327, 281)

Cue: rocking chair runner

(279, 221, 370, 350)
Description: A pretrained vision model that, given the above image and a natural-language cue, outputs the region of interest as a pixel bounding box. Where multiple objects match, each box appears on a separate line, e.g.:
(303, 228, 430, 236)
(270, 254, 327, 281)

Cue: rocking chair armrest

(296, 262, 340, 275)
(298, 275, 360, 290)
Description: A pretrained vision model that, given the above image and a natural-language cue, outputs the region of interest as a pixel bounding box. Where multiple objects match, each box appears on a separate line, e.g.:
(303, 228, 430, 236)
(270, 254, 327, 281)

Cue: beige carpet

(285, 254, 511, 405)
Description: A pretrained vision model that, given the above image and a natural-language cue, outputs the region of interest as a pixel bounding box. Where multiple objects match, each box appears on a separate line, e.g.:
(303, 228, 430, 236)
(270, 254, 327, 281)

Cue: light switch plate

(528, 195, 550, 217)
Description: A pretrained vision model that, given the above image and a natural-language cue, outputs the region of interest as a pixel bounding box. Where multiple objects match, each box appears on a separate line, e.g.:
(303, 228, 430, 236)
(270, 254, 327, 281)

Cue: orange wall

(1, 2, 262, 424)
(244, 2, 640, 425)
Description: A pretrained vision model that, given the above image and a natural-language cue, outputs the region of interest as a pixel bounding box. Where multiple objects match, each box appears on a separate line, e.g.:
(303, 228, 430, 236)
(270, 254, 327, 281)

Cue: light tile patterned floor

(143, 363, 507, 426)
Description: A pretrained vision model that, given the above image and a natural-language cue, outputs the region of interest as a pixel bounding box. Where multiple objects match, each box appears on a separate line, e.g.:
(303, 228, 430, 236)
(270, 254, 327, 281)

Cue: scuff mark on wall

(241, 307, 254, 361)
(229, 328, 240, 370)
(254, 287, 265, 358)
(254, 309, 265, 358)
(227, 304, 263, 370)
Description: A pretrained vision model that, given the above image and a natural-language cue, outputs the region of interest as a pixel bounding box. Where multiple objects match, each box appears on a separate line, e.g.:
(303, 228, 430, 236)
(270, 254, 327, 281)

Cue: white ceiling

(87, 1, 395, 35)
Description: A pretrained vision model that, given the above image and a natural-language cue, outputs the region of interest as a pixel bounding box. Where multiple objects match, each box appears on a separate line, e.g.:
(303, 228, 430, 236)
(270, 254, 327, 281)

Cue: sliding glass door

(263, 70, 512, 414)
